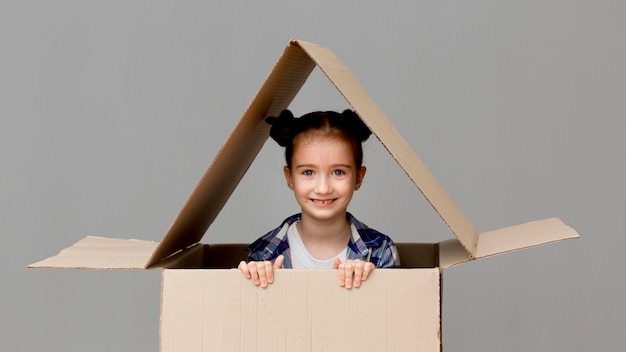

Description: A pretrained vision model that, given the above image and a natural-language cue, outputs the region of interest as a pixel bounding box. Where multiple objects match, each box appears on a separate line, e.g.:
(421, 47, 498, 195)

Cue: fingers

(259, 261, 274, 287)
(336, 261, 353, 288)
(336, 260, 375, 289)
(238, 258, 283, 288)
(238, 261, 251, 278)
(274, 255, 285, 269)
(241, 258, 376, 290)
(361, 262, 375, 282)
(337, 261, 346, 287)
(352, 261, 364, 288)
(333, 258, 341, 269)
(249, 262, 262, 286)
(343, 262, 354, 289)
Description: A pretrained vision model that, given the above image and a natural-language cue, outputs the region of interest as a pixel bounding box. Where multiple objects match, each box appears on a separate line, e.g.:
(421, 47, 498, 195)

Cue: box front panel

(161, 269, 441, 352)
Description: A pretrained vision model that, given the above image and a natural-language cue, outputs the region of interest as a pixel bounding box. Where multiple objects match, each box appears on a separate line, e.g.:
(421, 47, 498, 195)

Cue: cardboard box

(29, 39, 580, 351)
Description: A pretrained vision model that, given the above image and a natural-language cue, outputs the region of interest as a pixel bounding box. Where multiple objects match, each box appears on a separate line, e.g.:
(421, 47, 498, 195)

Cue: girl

(238, 109, 400, 289)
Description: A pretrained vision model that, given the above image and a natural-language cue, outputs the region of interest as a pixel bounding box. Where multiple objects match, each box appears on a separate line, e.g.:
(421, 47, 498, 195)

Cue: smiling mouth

(311, 199, 335, 205)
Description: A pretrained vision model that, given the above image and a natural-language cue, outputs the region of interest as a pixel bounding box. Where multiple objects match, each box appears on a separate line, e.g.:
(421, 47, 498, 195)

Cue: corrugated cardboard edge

(27, 236, 158, 270)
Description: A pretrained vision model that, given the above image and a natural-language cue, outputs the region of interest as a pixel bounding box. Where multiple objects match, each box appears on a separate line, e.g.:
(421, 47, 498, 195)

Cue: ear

(354, 166, 366, 190)
(283, 166, 294, 190)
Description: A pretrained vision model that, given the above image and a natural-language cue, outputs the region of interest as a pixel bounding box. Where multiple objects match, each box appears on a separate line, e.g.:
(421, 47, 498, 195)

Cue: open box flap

(147, 39, 482, 268)
(297, 40, 480, 256)
(439, 218, 580, 268)
(475, 218, 579, 258)
(145, 40, 316, 267)
(28, 236, 158, 270)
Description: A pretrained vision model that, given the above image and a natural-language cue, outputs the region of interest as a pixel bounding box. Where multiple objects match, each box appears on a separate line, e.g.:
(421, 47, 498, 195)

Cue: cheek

(335, 178, 357, 192)
(292, 178, 312, 192)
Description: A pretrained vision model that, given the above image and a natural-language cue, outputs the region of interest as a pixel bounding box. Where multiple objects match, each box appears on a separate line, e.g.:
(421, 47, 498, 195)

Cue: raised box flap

(145, 40, 316, 267)
(296, 40, 480, 256)
(147, 39, 481, 267)
(439, 218, 580, 268)
(28, 236, 158, 270)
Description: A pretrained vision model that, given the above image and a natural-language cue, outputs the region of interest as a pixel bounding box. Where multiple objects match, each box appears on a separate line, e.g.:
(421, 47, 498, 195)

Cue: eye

(332, 169, 346, 176)
(302, 170, 314, 176)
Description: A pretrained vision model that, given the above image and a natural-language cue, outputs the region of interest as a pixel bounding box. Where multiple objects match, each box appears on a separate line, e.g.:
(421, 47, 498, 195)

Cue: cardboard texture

(30, 39, 580, 351)
(161, 269, 440, 352)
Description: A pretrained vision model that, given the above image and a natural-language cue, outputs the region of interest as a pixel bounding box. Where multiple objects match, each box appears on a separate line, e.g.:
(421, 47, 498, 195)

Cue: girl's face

(284, 133, 366, 224)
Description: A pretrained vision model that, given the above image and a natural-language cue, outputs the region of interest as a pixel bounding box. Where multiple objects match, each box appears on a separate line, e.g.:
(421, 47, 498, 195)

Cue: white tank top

(287, 222, 347, 269)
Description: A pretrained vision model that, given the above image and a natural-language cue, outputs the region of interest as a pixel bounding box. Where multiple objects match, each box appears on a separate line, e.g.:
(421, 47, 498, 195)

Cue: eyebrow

(295, 163, 353, 169)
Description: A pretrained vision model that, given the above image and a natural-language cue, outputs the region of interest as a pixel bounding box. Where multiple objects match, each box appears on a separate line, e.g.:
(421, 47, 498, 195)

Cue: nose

(315, 175, 332, 194)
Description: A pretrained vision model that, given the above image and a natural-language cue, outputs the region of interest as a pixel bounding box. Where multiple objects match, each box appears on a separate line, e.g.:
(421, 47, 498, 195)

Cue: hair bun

(265, 109, 296, 147)
(266, 108, 372, 147)
(341, 109, 372, 142)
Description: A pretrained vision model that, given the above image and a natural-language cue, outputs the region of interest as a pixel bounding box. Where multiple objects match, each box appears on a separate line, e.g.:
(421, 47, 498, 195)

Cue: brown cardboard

(29, 236, 157, 270)
(29, 39, 580, 351)
(161, 269, 440, 352)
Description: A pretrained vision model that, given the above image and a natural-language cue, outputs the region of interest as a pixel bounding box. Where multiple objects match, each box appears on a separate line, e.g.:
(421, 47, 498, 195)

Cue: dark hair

(265, 109, 372, 168)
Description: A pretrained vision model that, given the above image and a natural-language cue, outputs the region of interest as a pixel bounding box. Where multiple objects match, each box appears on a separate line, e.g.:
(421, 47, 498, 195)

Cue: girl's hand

(333, 258, 375, 289)
(238, 255, 285, 288)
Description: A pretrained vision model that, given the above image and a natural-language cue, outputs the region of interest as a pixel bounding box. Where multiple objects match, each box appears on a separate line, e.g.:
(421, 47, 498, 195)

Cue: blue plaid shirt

(246, 213, 400, 268)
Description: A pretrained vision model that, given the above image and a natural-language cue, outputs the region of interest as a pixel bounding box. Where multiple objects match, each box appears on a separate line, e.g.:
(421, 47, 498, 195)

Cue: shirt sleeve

(370, 237, 401, 268)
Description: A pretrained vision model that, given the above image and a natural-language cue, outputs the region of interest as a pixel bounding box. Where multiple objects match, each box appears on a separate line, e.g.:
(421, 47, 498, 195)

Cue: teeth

(313, 199, 333, 205)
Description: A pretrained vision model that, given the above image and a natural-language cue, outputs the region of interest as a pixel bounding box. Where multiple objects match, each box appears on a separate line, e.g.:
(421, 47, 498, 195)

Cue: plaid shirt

(246, 213, 400, 268)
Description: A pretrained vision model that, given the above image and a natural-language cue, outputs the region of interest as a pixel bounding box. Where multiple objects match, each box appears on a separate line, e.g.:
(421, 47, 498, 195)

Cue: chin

(302, 208, 347, 221)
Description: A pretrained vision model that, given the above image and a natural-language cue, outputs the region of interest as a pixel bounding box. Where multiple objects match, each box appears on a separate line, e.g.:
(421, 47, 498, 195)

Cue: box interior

(153, 242, 439, 269)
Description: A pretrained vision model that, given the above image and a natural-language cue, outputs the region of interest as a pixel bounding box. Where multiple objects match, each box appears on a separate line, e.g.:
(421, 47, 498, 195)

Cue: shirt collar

(259, 212, 371, 262)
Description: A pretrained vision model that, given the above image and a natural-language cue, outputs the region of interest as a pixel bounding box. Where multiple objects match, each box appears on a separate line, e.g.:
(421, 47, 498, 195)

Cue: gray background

(2, 1, 624, 351)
